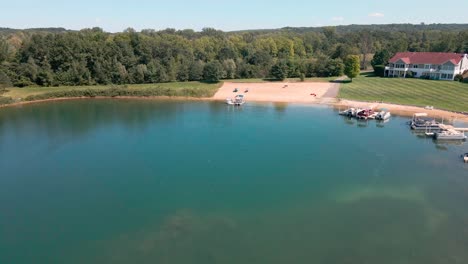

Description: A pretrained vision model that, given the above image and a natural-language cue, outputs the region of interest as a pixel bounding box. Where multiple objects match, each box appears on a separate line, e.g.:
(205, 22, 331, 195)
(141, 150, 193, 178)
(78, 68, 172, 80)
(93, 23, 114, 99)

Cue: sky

(1, 0, 468, 32)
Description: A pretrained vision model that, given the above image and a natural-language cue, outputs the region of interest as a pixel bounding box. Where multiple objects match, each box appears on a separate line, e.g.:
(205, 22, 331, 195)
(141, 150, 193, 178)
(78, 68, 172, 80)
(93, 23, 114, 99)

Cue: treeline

(0, 24, 468, 88)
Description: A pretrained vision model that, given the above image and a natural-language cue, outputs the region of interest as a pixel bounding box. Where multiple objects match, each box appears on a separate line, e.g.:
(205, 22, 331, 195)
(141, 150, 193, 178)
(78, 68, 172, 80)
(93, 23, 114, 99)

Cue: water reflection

(0, 99, 195, 150)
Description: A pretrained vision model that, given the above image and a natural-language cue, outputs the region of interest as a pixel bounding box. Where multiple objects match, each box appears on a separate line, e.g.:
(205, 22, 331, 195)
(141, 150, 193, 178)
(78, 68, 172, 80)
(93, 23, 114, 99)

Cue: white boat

(410, 113, 442, 131)
(376, 111, 391, 120)
(226, 94, 245, 106)
(434, 129, 467, 140)
(339, 108, 356, 117)
(463, 153, 468, 163)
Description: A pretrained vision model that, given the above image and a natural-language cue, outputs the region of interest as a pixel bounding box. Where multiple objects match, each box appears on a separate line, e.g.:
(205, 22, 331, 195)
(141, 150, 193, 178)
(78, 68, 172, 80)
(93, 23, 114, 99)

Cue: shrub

(373, 65, 385, 77)
(24, 85, 217, 101)
(454, 74, 463, 82)
(0, 96, 13, 105)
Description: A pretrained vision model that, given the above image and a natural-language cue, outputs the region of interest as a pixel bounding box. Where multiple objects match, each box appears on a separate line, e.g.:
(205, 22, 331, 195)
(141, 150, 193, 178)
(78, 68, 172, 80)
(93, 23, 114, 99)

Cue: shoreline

(1, 95, 467, 122)
(333, 99, 468, 122)
(0, 96, 211, 108)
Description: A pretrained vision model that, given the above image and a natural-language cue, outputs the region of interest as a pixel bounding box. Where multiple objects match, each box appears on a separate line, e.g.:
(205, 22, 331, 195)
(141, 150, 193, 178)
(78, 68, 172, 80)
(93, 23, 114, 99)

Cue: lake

(1, 99, 467, 264)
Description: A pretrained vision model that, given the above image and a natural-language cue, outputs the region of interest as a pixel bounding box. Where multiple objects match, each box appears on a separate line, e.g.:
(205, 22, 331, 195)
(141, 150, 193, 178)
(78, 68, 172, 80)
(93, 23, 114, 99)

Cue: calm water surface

(0, 100, 467, 264)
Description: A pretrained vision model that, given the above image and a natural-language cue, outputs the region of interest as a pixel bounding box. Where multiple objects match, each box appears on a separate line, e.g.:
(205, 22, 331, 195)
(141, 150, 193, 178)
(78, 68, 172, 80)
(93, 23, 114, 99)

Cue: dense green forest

(1, 24, 468, 88)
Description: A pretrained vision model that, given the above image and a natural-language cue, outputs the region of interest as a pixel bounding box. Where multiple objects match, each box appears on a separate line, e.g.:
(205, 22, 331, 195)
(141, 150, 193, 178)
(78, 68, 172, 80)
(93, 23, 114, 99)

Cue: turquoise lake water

(0, 99, 468, 264)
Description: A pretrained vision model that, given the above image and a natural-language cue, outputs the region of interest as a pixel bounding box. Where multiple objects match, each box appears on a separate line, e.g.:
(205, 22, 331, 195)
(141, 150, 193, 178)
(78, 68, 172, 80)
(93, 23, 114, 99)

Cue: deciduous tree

(344, 55, 360, 81)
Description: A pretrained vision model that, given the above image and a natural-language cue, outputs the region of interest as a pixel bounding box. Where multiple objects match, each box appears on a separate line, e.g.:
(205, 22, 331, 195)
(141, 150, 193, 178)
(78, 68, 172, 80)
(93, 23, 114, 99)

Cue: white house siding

(460, 55, 468, 73)
(385, 54, 468, 81)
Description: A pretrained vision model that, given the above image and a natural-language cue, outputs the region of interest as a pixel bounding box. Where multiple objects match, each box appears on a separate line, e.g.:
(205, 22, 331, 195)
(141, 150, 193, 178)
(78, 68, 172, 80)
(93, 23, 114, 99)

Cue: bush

(454, 74, 463, 82)
(373, 65, 385, 77)
(0, 96, 13, 105)
(203, 61, 224, 82)
(300, 73, 305, 82)
(270, 61, 289, 80)
(463, 77, 468, 84)
(24, 85, 218, 102)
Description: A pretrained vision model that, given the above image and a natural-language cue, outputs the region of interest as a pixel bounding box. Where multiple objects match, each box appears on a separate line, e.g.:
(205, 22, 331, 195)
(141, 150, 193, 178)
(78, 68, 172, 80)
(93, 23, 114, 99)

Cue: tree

(300, 73, 305, 82)
(2, 25, 468, 88)
(0, 70, 12, 90)
(344, 55, 360, 81)
(146, 60, 168, 83)
(203, 61, 224, 82)
(0, 39, 9, 63)
(270, 60, 289, 80)
(327, 59, 345, 77)
(189, 60, 205, 81)
(371, 50, 391, 70)
(222, 59, 237, 79)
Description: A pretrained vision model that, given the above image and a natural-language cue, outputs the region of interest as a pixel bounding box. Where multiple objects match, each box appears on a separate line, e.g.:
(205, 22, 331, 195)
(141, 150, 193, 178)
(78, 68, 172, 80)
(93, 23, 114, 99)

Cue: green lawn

(339, 73, 468, 112)
(4, 82, 222, 100)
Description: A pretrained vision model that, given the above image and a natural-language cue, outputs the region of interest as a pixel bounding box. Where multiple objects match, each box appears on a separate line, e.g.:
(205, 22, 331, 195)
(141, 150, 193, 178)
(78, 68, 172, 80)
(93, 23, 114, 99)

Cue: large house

(385, 52, 468, 80)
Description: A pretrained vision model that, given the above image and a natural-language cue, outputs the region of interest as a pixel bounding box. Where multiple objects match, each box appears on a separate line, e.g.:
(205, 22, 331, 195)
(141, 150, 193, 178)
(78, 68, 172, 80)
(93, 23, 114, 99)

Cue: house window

(424, 64, 430, 69)
(413, 65, 418, 68)
(441, 73, 448, 79)
(442, 65, 454, 71)
(447, 74, 453, 79)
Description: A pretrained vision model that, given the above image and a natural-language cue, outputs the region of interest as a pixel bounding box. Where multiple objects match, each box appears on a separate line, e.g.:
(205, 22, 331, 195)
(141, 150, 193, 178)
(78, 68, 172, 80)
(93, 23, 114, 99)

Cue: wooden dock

(439, 124, 468, 132)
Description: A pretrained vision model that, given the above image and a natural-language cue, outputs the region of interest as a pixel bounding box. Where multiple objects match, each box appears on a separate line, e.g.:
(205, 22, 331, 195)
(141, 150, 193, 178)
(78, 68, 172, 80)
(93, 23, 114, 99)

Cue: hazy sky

(1, 0, 467, 32)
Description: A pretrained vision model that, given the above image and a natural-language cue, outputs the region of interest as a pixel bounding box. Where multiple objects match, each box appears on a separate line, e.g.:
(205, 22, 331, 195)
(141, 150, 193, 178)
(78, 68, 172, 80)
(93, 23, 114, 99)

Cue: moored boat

(376, 111, 391, 120)
(356, 109, 374, 120)
(463, 153, 468, 163)
(434, 129, 467, 140)
(226, 94, 246, 106)
(410, 113, 442, 131)
(339, 108, 356, 117)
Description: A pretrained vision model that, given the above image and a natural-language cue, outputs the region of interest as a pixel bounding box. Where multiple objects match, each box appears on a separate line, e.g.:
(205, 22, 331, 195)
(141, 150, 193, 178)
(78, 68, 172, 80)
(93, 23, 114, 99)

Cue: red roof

(389, 52, 466, 65)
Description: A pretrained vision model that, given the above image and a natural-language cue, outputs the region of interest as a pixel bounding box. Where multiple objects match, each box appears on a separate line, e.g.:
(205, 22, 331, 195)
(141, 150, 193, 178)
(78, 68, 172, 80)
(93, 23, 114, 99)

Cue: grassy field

(3, 82, 223, 101)
(339, 73, 468, 112)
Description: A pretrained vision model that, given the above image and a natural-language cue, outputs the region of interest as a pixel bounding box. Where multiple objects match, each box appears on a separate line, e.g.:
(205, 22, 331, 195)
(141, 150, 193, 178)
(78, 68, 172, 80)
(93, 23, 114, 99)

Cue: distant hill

(2, 23, 468, 35)
(0, 27, 71, 34)
(230, 23, 468, 34)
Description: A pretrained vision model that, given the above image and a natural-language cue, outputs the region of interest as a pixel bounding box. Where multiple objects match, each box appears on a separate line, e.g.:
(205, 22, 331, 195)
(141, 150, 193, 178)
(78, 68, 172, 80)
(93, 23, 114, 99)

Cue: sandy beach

(213, 82, 336, 103)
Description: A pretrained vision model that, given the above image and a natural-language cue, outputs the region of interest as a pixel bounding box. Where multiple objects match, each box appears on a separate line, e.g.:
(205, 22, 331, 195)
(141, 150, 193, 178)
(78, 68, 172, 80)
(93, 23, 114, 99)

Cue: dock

(439, 124, 468, 132)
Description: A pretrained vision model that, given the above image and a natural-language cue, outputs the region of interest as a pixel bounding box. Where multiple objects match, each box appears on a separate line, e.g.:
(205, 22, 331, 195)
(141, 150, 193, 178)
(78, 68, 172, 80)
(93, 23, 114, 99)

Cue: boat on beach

(226, 94, 246, 106)
(434, 129, 467, 141)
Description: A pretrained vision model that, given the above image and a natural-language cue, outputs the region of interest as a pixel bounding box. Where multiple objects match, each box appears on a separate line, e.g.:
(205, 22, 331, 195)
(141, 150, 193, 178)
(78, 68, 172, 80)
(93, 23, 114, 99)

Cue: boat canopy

(413, 113, 428, 117)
